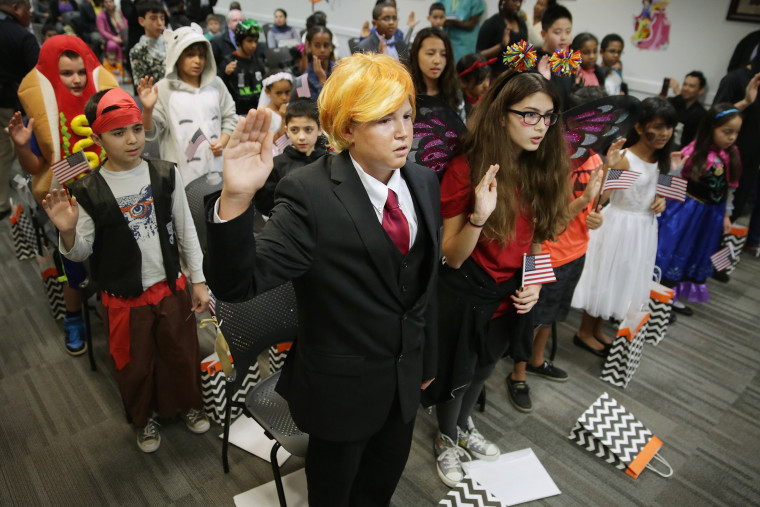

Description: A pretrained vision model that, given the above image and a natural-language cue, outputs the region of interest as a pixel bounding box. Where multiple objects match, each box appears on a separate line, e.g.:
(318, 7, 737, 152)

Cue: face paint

(646, 131, 657, 142)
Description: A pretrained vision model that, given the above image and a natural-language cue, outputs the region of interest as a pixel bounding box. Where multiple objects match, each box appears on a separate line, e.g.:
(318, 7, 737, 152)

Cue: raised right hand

(137, 76, 158, 110)
(471, 164, 499, 224)
(218, 107, 274, 220)
(361, 20, 370, 38)
(8, 111, 33, 147)
(42, 189, 79, 233)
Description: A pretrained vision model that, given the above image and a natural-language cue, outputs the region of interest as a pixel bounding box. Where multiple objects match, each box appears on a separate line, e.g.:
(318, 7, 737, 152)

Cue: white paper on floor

(219, 416, 291, 464)
(462, 448, 561, 506)
(234, 468, 307, 507)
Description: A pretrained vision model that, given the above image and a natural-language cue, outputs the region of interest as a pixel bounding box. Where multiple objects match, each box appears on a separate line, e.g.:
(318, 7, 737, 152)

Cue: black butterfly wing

(563, 95, 642, 162)
(409, 94, 467, 180)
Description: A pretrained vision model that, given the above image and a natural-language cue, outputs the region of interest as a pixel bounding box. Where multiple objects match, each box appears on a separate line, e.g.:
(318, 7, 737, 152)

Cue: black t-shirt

(221, 52, 266, 116)
(668, 95, 706, 148)
(476, 14, 528, 75)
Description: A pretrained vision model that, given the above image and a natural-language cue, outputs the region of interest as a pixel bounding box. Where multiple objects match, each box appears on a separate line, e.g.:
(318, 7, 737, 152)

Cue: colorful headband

(91, 88, 142, 135)
(549, 48, 582, 77)
(503, 40, 537, 72)
(262, 72, 294, 88)
(459, 57, 497, 77)
(715, 108, 739, 119)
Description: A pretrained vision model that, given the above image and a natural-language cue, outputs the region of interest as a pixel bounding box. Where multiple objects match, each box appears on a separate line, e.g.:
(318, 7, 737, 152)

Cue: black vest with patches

(70, 159, 181, 298)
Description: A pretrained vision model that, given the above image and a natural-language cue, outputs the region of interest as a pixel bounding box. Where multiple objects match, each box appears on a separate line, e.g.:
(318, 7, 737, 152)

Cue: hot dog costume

(17, 35, 118, 203)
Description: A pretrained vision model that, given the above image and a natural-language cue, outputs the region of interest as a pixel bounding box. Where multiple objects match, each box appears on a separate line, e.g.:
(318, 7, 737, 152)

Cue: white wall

(232, 0, 758, 102)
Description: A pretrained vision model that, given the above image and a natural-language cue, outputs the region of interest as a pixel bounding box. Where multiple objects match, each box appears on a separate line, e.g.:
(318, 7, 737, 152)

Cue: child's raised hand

(361, 20, 371, 38)
(743, 72, 760, 106)
(581, 163, 603, 203)
(670, 150, 688, 172)
(137, 76, 158, 111)
(537, 55, 550, 80)
(191, 283, 211, 313)
(312, 55, 328, 84)
(378, 35, 388, 55)
(218, 107, 274, 220)
(471, 164, 499, 225)
(586, 204, 603, 229)
(605, 137, 627, 168)
(408, 11, 420, 28)
(8, 111, 33, 147)
(42, 189, 79, 233)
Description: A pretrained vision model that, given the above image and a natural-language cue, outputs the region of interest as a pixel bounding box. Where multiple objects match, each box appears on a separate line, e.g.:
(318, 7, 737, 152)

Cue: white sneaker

(137, 417, 161, 453)
(434, 432, 472, 487)
(182, 408, 210, 434)
(457, 417, 500, 461)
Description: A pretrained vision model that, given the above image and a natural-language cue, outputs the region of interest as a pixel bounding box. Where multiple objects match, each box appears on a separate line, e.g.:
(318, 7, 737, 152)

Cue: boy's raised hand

(42, 189, 79, 233)
(537, 55, 550, 81)
(218, 107, 274, 221)
(137, 76, 158, 111)
(8, 111, 34, 147)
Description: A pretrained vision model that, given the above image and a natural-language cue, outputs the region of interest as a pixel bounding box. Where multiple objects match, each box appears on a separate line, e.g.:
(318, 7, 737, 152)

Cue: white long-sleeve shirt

(61, 160, 205, 291)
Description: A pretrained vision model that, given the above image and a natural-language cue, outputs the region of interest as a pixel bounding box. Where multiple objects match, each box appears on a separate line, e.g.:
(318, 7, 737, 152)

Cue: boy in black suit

(205, 53, 440, 506)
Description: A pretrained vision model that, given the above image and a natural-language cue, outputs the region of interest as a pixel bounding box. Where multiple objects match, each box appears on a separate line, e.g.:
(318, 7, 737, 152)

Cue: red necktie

(383, 189, 410, 256)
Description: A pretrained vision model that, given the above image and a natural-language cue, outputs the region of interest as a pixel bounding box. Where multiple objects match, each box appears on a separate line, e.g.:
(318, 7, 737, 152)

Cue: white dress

(571, 151, 659, 320)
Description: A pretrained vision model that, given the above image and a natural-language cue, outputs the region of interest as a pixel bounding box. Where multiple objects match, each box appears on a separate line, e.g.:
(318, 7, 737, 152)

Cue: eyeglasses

(120, 199, 154, 219)
(507, 109, 559, 126)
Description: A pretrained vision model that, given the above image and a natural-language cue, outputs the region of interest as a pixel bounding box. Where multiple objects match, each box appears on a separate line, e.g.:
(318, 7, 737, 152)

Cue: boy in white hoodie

(140, 23, 237, 186)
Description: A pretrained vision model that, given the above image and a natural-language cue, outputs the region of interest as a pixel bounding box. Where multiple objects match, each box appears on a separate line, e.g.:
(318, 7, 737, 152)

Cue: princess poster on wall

(632, 0, 671, 51)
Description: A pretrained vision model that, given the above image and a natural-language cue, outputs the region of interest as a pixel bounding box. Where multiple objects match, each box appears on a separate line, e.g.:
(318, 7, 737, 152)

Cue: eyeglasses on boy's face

(507, 109, 559, 126)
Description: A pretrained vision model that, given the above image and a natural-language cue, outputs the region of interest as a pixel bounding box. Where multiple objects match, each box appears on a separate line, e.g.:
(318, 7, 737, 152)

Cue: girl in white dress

(571, 97, 680, 356)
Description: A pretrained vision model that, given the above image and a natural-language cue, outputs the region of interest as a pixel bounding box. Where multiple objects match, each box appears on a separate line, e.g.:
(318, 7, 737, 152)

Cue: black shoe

(712, 270, 730, 283)
(0, 208, 10, 220)
(506, 376, 533, 412)
(526, 361, 569, 382)
(672, 304, 693, 316)
(573, 335, 607, 358)
(669, 312, 677, 324)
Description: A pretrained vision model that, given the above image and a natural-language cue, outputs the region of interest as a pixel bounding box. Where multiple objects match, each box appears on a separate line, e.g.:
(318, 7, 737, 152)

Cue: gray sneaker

(434, 432, 472, 487)
(182, 408, 210, 434)
(457, 417, 500, 461)
(137, 418, 161, 453)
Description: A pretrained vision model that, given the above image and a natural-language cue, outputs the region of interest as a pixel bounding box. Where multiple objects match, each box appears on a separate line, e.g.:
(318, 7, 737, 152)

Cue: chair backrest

(348, 37, 360, 54)
(217, 281, 298, 390)
(262, 22, 274, 40)
(184, 174, 223, 253)
(264, 47, 295, 72)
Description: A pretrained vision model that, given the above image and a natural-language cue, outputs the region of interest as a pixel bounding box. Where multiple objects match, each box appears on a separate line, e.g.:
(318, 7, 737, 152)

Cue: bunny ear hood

(164, 23, 217, 87)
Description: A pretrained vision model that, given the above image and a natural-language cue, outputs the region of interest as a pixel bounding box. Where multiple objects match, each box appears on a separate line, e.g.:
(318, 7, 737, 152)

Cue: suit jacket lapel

(331, 152, 404, 303)
(402, 164, 437, 251)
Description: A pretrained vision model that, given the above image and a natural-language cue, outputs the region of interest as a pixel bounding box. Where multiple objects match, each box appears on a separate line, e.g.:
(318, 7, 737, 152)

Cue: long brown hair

(686, 103, 741, 184)
(408, 28, 461, 112)
(462, 71, 570, 244)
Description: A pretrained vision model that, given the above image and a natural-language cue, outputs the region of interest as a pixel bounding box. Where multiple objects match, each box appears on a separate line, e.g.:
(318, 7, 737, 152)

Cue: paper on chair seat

(234, 468, 307, 507)
(219, 416, 291, 463)
(462, 448, 561, 506)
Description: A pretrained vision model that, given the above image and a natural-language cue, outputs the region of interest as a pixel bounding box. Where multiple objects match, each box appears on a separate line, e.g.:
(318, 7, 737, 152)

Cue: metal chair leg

(270, 441, 287, 507)
(222, 378, 235, 474)
(549, 322, 558, 361)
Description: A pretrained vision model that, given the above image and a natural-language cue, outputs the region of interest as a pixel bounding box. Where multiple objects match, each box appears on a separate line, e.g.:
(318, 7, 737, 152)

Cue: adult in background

(659, 70, 706, 149)
(476, 0, 528, 76)
(185, 0, 215, 26)
(205, 53, 440, 506)
(441, 0, 485, 63)
(210, 8, 266, 70)
(0, 0, 38, 219)
(714, 54, 760, 255)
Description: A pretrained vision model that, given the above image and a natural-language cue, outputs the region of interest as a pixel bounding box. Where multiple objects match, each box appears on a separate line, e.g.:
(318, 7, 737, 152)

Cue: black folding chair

(184, 174, 223, 253)
(217, 282, 307, 507)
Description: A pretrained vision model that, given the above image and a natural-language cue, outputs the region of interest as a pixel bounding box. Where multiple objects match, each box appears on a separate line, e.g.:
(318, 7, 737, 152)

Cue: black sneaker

(506, 376, 532, 413)
(526, 361, 569, 382)
(712, 270, 730, 283)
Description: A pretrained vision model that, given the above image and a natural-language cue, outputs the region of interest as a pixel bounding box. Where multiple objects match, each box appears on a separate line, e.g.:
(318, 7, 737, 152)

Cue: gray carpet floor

(1, 213, 759, 506)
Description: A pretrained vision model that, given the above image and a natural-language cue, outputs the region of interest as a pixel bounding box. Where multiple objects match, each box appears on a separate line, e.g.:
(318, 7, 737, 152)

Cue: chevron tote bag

(438, 476, 502, 507)
(644, 281, 674, 346)
(721, 225, 748, 274)
(569, 392, 672, 479)
(36, 246, 66, 320)
(10, 204, 37, 261)
(200, 350, 261, 425)
(600, 311, 649, 388)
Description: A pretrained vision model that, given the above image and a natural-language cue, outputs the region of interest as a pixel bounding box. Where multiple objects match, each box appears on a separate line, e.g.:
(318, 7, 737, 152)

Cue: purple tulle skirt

(655, 196, 725, 302)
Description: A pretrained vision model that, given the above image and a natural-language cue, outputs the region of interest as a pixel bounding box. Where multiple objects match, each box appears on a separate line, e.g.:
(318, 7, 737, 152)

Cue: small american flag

(522, 253, 556, 286)
(603, 169, 641, 191)
(273, 133, 292, 156)
(50, 151, 90, 186)
(711, 244, 735, 272)
(208, 290, 216, 317)
(185, 128, 208, 162)
(294, 74, 311, 98)
(656, 174, 688, 202)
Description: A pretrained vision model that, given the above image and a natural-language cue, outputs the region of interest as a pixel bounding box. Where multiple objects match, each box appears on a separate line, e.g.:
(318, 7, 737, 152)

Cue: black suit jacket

(355, 32, 409, 65)
(205, 151, 441, 442)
